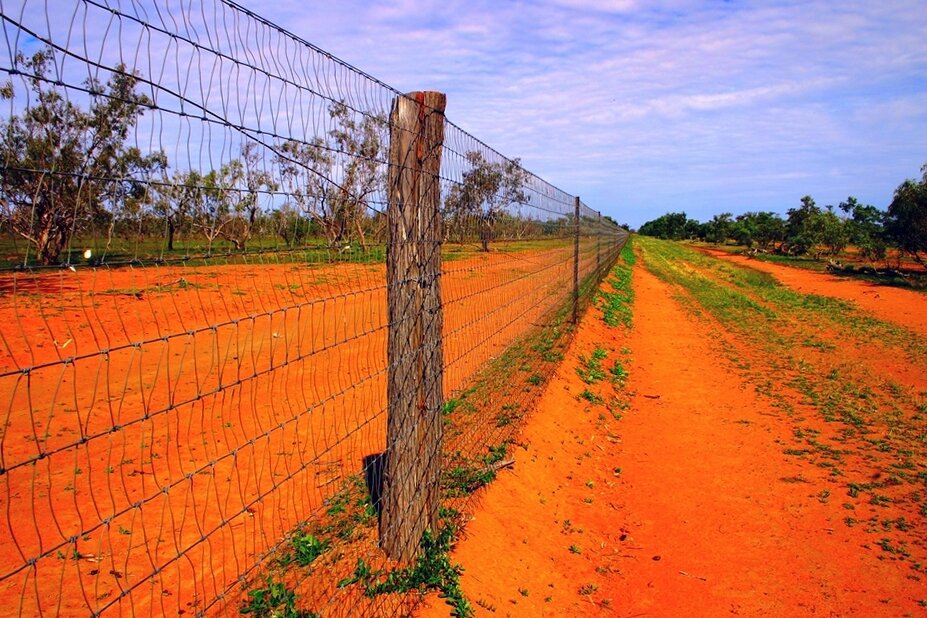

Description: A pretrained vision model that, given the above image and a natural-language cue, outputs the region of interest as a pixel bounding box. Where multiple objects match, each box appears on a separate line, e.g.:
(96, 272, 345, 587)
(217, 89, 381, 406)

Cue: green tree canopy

(0, 48, 162, 264)
(885, 164, 927, 267)
(444, 151, 529, 251)
(276, 102, 385, 250)
(638, 212, 694, 240)
(785, 195, 824, 256)
(704, 213, 733, 244)
(839, 196, 886, 261)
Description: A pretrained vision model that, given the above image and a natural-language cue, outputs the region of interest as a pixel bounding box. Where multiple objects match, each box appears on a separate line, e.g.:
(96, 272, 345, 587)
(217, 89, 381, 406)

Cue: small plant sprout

(579, 583, 598, 596)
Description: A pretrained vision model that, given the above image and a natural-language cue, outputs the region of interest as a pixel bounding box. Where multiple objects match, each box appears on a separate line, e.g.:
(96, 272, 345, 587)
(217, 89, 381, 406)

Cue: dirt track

(418, 243, 927, 617)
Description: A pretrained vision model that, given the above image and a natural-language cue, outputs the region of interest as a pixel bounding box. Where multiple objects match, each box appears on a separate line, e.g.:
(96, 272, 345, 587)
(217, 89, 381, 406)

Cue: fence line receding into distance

(0, 1, 629, 615)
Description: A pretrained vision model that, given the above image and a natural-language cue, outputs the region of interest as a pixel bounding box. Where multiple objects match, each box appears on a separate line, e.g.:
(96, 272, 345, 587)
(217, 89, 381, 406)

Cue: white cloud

(11, 0, 923, 226)
(252, 0, 927, 222)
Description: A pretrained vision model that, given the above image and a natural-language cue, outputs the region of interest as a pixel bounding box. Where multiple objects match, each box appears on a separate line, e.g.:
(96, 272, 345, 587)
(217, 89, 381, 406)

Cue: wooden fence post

(596, 211, 601, 275)
(381, 91, 447, 562)
(573, 196, 580, 325)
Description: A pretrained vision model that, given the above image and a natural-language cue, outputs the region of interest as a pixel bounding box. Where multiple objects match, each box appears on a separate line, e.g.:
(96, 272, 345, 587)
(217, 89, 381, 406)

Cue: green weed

(338, 516, 473, 618)
(579, 583, 598, 596)
(442, 444, 508, 498)
(291, 533, 329, 567)
(610, 360, 628, 385)
(577, 347, 608, 384)
(241, 577, 317, 618)
(597, 240, 635, 327)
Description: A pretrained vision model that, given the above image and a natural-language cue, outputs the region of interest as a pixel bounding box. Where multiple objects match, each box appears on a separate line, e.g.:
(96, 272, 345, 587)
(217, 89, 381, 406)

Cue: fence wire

(0, 1, 628, 616)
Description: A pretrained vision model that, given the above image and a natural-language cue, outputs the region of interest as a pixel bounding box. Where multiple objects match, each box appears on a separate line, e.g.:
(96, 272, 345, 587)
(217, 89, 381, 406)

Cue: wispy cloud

(231, 1, 927, 224)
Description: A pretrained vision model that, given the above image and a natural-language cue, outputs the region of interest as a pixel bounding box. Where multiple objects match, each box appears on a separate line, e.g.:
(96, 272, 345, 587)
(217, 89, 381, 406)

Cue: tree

(276, 102, 385, 250)
(750, 212, 786, 250)
(269, 203, 312, 247)
(152, 169, 198, 252)
(705, 212, 733, 244)
(444, 151, 529, 251)
(277, 136, 336, 244)
(495, 210, 542, 240)
(106, 147, 167, 246)
(785, 196, 825, 256)
(0, 48, 160, 264)
(839, 196, 886, 262)
(885, 164, 927, 268)
(730, 214, 757, 248)
(684, 218, 706, 241)
(186, 169, 230, 253)
(730, 211, 786, 250)
(222, 142, 277, 251)
(327, 103, 385, 251)
(819, 205, 848, 256)
(638, 212, 693, 240)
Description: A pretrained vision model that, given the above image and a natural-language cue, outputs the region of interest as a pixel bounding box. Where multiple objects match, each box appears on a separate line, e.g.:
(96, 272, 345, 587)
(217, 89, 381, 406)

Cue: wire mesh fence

(0, 0, 628, 615)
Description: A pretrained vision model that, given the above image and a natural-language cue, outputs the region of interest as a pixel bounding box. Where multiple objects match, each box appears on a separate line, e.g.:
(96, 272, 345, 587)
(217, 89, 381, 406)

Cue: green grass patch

(338, 511, 473, 618)
(241, 577, 317, 618)
(597, 239, 635, 327)
(578, 389, 603, 405)
(442, 443, 509, 498)
(576, 347, 608, 384)
(610, 360, 628, 385)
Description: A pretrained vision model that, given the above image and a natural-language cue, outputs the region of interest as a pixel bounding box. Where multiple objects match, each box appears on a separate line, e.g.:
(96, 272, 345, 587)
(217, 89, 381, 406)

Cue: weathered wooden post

(596, 211, 602, 276)
(381, 91, 447, 562)
(573, 196, 580, 325)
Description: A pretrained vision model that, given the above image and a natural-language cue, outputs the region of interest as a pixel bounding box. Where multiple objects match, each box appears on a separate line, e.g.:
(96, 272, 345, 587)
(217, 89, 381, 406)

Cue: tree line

(638, 168, 927, 268)
(0, 48, 562, 266)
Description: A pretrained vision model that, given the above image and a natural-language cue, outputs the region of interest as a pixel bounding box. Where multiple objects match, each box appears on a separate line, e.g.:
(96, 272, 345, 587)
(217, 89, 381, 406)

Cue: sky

(245, 0, 927, 227)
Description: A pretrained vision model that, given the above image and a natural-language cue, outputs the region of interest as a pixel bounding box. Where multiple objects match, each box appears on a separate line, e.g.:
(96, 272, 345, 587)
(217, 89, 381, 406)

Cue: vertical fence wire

(0, 1, 628, 615)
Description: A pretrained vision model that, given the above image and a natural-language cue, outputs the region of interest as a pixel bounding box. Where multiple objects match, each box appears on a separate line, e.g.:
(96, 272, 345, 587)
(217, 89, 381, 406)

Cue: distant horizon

(618, 183, 919, 230)
(250, 0, 926, 228)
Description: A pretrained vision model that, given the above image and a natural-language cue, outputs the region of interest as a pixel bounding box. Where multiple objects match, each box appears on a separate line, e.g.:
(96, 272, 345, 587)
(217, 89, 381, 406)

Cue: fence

(0, 1, 628, 615)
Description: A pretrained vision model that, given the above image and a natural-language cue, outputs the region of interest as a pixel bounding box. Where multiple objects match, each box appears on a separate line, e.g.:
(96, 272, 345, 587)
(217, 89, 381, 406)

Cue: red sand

(0, 242, 604, 616)
(417, 252, 925, 617)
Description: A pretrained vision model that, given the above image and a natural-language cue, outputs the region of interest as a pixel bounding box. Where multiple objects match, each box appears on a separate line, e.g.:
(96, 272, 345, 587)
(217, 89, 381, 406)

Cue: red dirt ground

(0, 242, 604, 616)
(417, 251, 925, 617)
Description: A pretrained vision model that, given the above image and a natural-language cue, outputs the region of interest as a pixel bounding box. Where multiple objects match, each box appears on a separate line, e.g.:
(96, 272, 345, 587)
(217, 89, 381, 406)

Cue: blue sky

(250, 0, 926, 227)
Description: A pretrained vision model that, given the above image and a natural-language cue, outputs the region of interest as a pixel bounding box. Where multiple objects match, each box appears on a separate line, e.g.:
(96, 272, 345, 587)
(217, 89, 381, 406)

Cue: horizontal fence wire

(0, 0, 629, 616)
